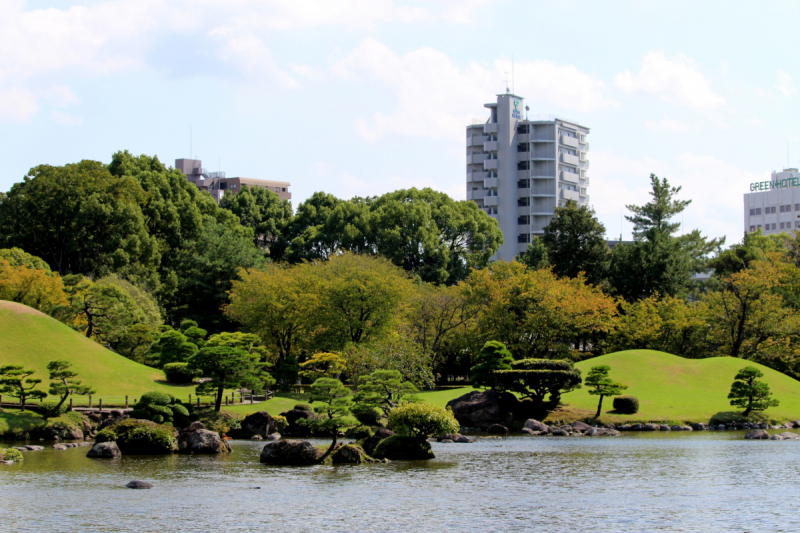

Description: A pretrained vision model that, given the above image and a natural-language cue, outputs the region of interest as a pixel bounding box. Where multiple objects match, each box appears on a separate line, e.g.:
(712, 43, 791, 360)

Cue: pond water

(2, 432, 799, 532)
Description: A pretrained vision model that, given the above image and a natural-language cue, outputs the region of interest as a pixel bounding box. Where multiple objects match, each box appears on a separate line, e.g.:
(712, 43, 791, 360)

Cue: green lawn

(0, 301, 214, 404)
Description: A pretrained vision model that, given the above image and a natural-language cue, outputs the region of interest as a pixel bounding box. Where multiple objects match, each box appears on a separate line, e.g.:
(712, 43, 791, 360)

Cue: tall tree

(219, 184, 293, 256)
(542, 200, 610, 285)
(518, 237, 549, 270)
(46, 360, 95, 416)
(0, 259, 67, 313)
(728, 366, 779, 416)
(0, 366, 46, 411)
(188, 346, 261, 412)
(470, 341, 514, 390)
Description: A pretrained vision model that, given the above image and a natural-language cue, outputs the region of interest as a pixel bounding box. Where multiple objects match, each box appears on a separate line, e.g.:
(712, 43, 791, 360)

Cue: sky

(2, 0, 799, 245)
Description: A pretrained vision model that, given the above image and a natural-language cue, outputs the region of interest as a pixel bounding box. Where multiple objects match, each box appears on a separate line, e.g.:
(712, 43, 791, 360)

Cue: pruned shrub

(132, 391, 192, 427)
(344, 425, 373, 440)
(95, 419, 177, 454)
(351, 404, 382, 426)
(163, 363, 199, 384)
(272, 414, 288, 432)
(35, 400, 68, 418)
(388, 403, 459, 439)
(0, 448, 23, 462)
(196, 409, 241, 436)
(293, 402, 313, 412)
(613, 395, 639, 414)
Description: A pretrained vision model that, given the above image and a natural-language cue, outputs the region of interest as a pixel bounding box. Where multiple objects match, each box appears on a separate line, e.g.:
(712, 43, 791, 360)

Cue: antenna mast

(512, 53, 515, 95)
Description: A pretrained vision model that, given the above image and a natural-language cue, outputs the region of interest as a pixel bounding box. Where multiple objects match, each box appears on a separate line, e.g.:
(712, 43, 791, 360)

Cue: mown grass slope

(0, 301, 197, 402)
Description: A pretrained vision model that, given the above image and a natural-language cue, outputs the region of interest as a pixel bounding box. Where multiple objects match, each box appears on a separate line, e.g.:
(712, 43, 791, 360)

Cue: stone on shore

(52, 444, 67, 450)
(178, 423, 231, 454)
(778, 432, 800, 440)
(87, 442, 122, 458)
(744, 429, 770, 440)
(266, 433, 281, 441)
(445, 390, 518, 429)
(569, 421, 593, 433)
(437, 434, 474, 443)
(487, 424, 509, 435)
(372, 436, 435, 460)
(126, 481, 153, 489)
(260, 440, 320, 465)
(524, 419, 550, 433)
(361, 428, 394, 457)
(331, 444, 376, 464)
(642, 423, 659, 431)
(241, 411, 276, 437)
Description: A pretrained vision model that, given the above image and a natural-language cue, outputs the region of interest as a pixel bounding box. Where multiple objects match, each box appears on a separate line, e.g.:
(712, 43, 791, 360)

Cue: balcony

(467, 171, 488, 183)
(483, 141, 499, 152)
(560, 171, 579, 184)
(580, 187, 588, 197)
(468, 189, 486, 201)
(470, 154, 488, 164)
(468, 135, 487, 147)
(561, 189, 580, 202)
(483, 123, 498, 134)
(483, 196, 499, 207)
(560, 153, 580, 166)
(483, 177, 499, 188)
(484, 159, 499, 171)
(560, 135, 579, 149)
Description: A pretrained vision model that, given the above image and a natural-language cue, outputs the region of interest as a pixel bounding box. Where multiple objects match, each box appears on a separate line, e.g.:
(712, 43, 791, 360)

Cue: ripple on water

(2, 434, 800, 532)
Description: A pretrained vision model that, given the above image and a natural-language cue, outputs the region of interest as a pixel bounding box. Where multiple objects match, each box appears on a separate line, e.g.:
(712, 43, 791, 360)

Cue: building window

(517, 143, 529, 152)
(753, 207, 762, 215)
(560, 129, 577, 138)
(770, 223, 777, 230)
(518, 179, 529, 189)
(561, 166, 578, 174)
(750, 226, 756, 232)
(275, 187, 280, 192)
(780, 204, 792, 213)
(796, 221, 800, 228)
(558, 147, 577, 156)
(780, 222, 787, 229)
(518, 233, 531, 244)
(282, 188, 286, 192)
(796, 204, 800, 211)
(518, 215, 530, 225)
(518, 161, 530, 170)
(766, 206, 777, 214)
(517, 125, 529, 134)
(219, 182, 227, 190)
(518, 197, 530, 207)
(231, 184, 237, 189)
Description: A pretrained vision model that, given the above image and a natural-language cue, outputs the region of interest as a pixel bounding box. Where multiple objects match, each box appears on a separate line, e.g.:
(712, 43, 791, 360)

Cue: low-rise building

(743, 168, 800, 236)
(175, 158, 291, 203)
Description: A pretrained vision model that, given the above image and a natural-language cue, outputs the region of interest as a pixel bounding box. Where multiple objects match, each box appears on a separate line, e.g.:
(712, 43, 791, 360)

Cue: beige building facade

(176, 158, 291, 203)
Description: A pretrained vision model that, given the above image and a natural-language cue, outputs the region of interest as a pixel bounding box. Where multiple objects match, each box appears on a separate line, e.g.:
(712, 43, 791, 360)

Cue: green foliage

(387, 402, 459, 439)
(293, 402, 313, 412)
(354, 369, 418, 416)
(299, 352, 346, 381)
(0, 448, 23, 462)
(344, 425, 373, 440)
(612, 395, 639, 414)
(188, 345, 262, 412)
(195, 409, 241, 436)
(272, 414, 288, 432)
(728, 366, 780, 416)
(35, 400, 68, 418)
(518, 237, 549, 270)
(95, 419, 177, 454)
(309, 377, 353, 463)
(276, 355, 300, 386)
(0, 247, 52, 271)
(542, 201, 610, 285)
(219, 183, 293, 256)
(46, 360, 95, 417)
(148, 327, 199, 367)
(162, 362, 199, 384)
(0, 365, 46, 411)
(343, 335, 435, 389)
(585, 365, 628, 418)
(351, 404, 382, 426)
(495, 358, 582, 408)
(470, 341, 513, 390)
(132, 391, 191, 426)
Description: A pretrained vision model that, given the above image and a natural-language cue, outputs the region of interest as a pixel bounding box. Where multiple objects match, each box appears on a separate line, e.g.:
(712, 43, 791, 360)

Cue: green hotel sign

(750, 177, 800, 191)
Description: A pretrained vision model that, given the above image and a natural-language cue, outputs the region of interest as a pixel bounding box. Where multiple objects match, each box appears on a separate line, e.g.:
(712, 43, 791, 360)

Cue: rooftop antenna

(190, 126, 192, 159)
(788, 142, 791, 169)
(512, 53, 515, 95)
(503, 72, 509, 94)
(525, 105, 529, 120)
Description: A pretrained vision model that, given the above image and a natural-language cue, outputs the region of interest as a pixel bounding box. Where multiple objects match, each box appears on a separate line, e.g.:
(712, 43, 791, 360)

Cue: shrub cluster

(293, 402, 313, 412)
(0, 448, 23, 462)
(351, 404, 382, 426)
(272, 414, 289, 432)
(387, 403, 459, 439)
(35, 400, 68, 418)
(130, 391, 193, 426)
(613, 395, 639, 414)
(344, 425, 373, 440)
(95, 419, 177, 454)
(162, 363, 199, 384)
(195, 409, 241, 436)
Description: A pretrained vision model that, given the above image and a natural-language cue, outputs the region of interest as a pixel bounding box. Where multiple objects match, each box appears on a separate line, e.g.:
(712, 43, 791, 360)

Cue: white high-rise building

(466, 93, 590, 261)
(744, 168, 800, 236)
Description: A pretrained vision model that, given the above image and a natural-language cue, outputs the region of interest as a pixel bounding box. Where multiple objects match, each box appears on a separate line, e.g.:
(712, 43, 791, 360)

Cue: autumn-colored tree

(0, 260, 67, 313)
(299, 352, 347, 381)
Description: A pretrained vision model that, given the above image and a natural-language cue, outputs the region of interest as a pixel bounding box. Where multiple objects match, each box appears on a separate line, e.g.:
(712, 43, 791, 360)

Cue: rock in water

(52, 444, 67, 450)
(331, 444, 376, 464)
(265, 433, 281, 441)
(178, 427, 231, 454)
(86, 442, 121, 458)
(279, 410, 319, 437)
(437, 434, 474, 443)
(487, 424, 509, 434)
(361, 428, 394, 456)
(744, 429, 770, 440)
(569, 421, 593, 433)
(241, 411, 276, 437)
(126, 481, 153, 489)
(524, 419, 551, 433)
(372, 436, 435, 460)
(446, 390, 518, 429)
(260, 440, 320, 465)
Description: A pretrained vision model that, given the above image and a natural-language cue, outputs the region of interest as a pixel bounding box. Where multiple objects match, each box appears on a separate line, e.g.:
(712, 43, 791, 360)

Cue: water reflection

(2, 434, 800, 532)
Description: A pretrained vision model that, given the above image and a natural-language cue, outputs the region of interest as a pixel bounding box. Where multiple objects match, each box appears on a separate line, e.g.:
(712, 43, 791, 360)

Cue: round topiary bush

(613, 395, 639, 414)
(344, 425, 373, 440)
(0, 448, 24, 462)
(294, 402, 313, 412)
(95, 419, 177, 454)
(351, 404, 382, 426)
(163, 363, 199, 384)
(388, 403, 460, 440)
(132, 391, 192, 427)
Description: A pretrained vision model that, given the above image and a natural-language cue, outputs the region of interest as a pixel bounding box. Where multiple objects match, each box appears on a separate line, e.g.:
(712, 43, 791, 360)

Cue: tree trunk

(317, 432, 338, 464)
(214, 384, 224, 412)
(49, 393, 69, 418)
(595, 395, 604, 419)
(19, 392, 26, 412)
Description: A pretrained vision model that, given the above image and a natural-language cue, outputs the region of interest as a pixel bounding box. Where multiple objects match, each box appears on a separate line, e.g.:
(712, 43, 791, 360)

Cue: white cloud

(334, 38, 616, 141)
(45, 85, 79, 107)
(775, 69, 797, 96)
(394, 5, 430, 22)
(615, 51, 726, 112)
(0, 87, 38, 122)
(442, 0, 489, 23)
(745, 117, 765, 127)
(51, 111, 84, 126)
(210, 31, 298, 88)
(645, 118, 689, 133)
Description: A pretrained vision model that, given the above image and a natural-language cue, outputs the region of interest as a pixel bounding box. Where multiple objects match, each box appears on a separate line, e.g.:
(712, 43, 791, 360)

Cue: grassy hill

(0, 301, 200, 404)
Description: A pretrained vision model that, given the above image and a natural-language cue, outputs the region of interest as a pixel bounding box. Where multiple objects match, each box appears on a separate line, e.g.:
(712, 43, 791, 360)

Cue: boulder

(778, 432, 800, 440)
(520, 428, 536, 435)
(630, 423, 643, 431)
(681, 426, 693, 431)
(771, 435, 785, 440)
(692, 423, 707, 431)
(523, 419, 550, 433)
(642, 423, 659, 431)
(551, 428, 569, 436)
(660, 425, 671, 431)
(487, 424, 509, 434)
(361, 428, 394, 457)
(372, 436, 435, 461)
(569, 421, 593, 433)
(592, 428, 621, 437)
(178, 426, 231, 454)
(260, 440, 320, 465)
(241, 411, 276, 437)
(445, 390, 518, 429)
(250, 435, 263, 440)
(266, 433, 281, 441)
(440, 439, 454, 443)
(331, 444, 376, 464)
(126, 481, 153, 489)
(24, 445, 44, 451)
(52, 444, 67, 450)
(87, 442, 122, 458)
(437, 434, 474, 443)
(65, 428, 84, 440)
(619, 424, 632, 430)
(280, 409, 319, 437)
(744, 429, 770, 440)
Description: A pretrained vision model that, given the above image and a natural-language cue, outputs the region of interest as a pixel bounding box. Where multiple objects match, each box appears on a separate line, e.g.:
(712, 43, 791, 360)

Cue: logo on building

(512, 99, 522, 119)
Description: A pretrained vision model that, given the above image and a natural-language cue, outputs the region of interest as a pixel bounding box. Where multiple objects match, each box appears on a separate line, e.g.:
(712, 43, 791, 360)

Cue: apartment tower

(466, 93, 590, 261)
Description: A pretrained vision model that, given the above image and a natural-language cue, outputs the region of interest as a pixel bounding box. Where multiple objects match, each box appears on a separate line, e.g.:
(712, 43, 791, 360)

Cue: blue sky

(2, 0, 799, 245)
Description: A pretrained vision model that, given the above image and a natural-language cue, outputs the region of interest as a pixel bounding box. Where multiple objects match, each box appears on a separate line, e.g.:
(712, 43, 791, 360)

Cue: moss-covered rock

(0, 448, 23, 462)
(360, 427, 394, 456)
(344, 425, 373, 440)
(331, 443, 377, 464)
(259, 440, 321, 465)
(95, 419, 177, 454)
(372, 435, 435, 460)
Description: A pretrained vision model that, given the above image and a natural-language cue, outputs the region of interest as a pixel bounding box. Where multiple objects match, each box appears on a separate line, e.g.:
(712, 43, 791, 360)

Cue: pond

(2, 432, 799, 532)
